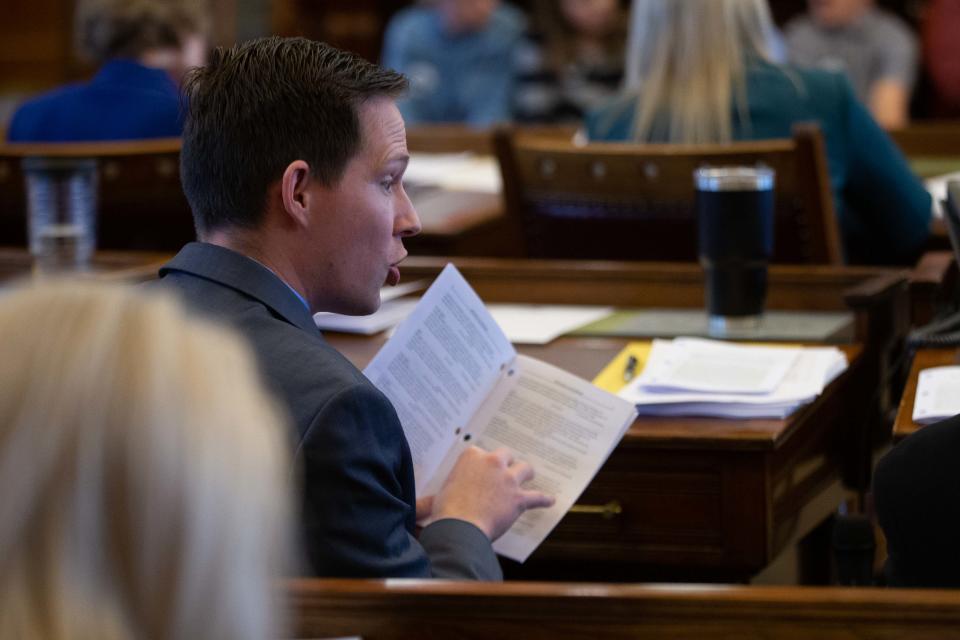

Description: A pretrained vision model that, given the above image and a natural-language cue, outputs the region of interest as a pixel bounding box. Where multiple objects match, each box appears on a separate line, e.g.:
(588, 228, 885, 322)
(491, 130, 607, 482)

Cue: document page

(446, 354, 637, 562)
(913, 366, 960, 424)
(364, 264, 516, 488)
(486, 304, 614, 345)
(635, 338, 800, 394)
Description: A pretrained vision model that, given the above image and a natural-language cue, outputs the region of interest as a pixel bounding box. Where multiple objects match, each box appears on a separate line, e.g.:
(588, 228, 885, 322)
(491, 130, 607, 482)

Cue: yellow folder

(592, 341, 652, 394)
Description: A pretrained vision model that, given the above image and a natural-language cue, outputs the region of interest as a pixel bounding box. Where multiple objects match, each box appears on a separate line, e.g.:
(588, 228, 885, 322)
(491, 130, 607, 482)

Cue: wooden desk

(325, 257, 910, 581)
(288, 578, 960, 640)
(893, 347, 960, 441)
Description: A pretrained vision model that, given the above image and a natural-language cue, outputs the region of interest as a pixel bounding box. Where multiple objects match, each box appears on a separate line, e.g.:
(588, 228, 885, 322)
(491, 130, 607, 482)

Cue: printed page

(364, 264, 516, 489)
(635, 338, 800, 394)
(486, 304, 614, 345)
(913, 366, 960, 424)
(422, 354, 636, 562)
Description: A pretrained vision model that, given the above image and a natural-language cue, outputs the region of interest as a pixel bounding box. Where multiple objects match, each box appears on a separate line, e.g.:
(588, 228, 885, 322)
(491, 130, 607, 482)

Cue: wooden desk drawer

(526, 448, 767, 572)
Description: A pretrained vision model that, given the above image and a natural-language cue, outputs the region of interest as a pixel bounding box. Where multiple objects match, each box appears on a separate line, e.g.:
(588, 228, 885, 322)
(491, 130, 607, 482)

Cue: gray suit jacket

(157, 242, 501, 580)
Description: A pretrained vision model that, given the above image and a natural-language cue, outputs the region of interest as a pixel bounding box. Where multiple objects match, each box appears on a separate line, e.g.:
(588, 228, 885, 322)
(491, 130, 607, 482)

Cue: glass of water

(22, 157, 98, 274)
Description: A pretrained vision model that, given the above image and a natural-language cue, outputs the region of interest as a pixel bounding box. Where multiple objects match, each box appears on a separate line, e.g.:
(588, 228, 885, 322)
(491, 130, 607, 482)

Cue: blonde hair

(0, 280, 291, 640)
(623, 0, 778, 143)
(76, 0, 208, 63)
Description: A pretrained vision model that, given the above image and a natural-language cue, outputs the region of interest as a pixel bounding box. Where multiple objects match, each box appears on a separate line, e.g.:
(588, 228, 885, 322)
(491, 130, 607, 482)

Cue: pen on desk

(623, 355, 638, 382)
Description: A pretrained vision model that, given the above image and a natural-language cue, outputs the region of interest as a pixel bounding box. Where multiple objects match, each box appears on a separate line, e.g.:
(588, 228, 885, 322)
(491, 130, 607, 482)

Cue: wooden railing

(287, 578, 960, 640)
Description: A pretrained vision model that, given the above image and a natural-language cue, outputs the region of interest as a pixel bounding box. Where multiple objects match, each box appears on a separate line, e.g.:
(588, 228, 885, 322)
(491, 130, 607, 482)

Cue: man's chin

(341, 298, 381, 317)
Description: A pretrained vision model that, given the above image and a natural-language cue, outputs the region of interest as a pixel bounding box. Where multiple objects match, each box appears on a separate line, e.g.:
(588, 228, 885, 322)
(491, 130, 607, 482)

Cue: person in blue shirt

(586, 0, 931, 265)
(6, 0, 208, 142)
(382, 0, 525, 127)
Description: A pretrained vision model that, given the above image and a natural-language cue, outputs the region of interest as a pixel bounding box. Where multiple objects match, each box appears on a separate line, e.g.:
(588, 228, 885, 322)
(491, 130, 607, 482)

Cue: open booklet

(913, 366, 960, 425)
(363, 264, 637, 562)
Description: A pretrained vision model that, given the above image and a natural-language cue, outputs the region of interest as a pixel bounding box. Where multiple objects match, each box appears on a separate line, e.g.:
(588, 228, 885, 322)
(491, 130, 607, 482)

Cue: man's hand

(430, 446, 555, 541)
(415, 496, 434, 523)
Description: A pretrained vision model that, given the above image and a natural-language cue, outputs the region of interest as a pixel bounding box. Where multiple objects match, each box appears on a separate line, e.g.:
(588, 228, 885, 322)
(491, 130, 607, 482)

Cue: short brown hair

(179, 37, 408, 235)
(75, 0, 208, 63)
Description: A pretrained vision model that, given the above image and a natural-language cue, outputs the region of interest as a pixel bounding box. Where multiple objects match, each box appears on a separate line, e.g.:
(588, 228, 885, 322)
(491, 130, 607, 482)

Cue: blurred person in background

(382, 0, 525, 126)
(6, 0, 208, 142)
(0, 281, 291, 639)
(586, 0, 931, 265)
(512, 0, 627, 124)
(785, 0, 917, 129)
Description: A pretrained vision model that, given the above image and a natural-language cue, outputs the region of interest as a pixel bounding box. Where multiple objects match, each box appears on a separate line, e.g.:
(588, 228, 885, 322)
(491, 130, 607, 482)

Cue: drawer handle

(569, 500, 622, 519)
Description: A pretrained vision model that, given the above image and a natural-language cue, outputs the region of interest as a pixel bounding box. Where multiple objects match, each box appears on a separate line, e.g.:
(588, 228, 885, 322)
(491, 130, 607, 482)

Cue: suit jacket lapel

(159, 242, 319, 335)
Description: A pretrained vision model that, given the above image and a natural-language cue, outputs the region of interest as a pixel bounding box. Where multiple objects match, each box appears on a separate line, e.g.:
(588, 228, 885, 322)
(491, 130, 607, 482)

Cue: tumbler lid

(694, 166, 774, 191)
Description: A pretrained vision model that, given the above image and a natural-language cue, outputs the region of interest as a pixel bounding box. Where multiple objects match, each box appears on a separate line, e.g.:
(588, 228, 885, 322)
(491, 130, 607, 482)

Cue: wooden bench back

(0, 138, 194, 251)
(494, 124, 842, 264)
(406, 123, 577, 155)
(288, 578, 960, 639)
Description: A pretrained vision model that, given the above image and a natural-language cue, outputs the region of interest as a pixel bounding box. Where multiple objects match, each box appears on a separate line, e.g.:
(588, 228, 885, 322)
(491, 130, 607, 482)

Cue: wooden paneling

(1, 0, 76, 92)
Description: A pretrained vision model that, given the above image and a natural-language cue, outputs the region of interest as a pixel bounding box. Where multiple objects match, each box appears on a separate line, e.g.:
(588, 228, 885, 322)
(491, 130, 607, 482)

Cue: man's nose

(396, 187, 422, 238)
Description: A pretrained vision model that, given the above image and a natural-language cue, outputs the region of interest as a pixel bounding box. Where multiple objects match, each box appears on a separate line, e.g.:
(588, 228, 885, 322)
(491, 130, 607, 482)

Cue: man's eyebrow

(384, 153, 410, 170)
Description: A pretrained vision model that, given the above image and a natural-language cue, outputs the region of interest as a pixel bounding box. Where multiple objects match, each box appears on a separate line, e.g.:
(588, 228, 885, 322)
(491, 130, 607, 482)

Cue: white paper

(404, 152, 502, 193)
(635, 338, 800, 394)
(486, 304, 614, 345)
(363, 264, 636, 563)
(913, 366, 960, 424)
(480, 356, 635, 562)
(926, 171, 960, 219)
(364, 264, 516, 487)
(620, 342, 846, 420)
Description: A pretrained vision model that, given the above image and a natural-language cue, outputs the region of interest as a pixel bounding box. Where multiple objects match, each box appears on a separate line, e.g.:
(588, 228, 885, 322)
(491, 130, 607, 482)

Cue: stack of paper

(404, 152, 502, 193)
(912, 366, 960, 424)
(617, 338, 848, 419)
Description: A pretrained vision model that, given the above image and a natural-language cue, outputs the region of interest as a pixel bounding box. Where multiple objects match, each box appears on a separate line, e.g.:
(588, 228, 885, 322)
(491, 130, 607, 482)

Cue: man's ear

(280, 160, 316, 228)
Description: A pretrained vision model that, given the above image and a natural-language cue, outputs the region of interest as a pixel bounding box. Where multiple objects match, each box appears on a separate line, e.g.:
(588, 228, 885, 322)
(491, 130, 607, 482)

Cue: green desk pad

(572, 309, 854, 342)
(909, 157, 960, 179)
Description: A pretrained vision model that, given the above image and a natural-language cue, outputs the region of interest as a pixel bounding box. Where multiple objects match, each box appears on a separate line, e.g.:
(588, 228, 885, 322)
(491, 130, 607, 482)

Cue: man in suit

(874, 413, 960, 587)
(158, 37, 553, 579)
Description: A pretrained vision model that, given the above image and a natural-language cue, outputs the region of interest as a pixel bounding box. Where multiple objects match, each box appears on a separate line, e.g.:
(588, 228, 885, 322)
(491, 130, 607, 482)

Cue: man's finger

(416, 496, 434, 521)
(510, 460, 535, 485)
(491, 447, 514, 467)
(520, 490, 555, 511)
